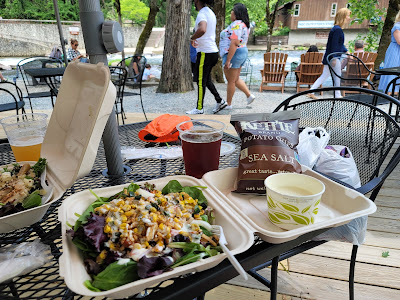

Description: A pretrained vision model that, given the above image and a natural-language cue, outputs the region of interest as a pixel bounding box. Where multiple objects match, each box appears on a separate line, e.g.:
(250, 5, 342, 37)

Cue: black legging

(194, 52, 222, 110)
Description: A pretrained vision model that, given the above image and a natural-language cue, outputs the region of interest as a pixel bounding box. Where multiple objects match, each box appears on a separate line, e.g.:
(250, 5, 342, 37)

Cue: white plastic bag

(314, 145, 361, 188)
(297, 127, 330, 168)
(0, 239, 51, 283)
(313, 216, 367, 245)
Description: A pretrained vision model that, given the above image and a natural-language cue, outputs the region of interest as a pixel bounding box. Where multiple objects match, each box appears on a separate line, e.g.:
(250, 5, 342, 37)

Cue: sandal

(306, 93, 318, 100)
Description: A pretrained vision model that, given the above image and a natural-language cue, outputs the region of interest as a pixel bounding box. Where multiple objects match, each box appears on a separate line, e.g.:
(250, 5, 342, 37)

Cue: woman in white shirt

(219, 3, 254, 111)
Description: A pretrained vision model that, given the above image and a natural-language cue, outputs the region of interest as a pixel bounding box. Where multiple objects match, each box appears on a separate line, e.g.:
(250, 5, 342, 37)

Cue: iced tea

(177, 120, 225, 179)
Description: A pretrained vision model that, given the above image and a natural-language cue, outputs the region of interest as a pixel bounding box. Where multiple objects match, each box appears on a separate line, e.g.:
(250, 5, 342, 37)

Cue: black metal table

(24, 67, 65, 97)
(0, 121, 326, 300)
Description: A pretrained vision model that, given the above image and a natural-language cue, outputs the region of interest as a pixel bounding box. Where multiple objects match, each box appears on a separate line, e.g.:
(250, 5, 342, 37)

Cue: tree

(376, 0, 400, 67)
(157, 0, 193, 93)
(135, 0, 163, 55)
(347, 0, 386, 52)
(264, 0, 284, 52)
(211, 0, 226, 83)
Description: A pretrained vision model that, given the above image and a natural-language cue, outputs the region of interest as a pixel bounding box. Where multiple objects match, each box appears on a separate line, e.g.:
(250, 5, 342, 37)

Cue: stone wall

(0, 19, 164, 57)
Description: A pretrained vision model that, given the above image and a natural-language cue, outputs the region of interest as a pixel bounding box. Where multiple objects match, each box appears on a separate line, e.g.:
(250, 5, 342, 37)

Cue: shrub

(272, 26, 290, 36)
(253, 22, 269, 37)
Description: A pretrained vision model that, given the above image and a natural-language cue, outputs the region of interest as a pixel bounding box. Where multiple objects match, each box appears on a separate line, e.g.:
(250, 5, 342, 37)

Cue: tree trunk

(376, 0, 400, 68)
(135, 0, 160, 55)
(157, 0, 193, 93)
(265, 0, 283, 52)
(211, 0, 225, 83)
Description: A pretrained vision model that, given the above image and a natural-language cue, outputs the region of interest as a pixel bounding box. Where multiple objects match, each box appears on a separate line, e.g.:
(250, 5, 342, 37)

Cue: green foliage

(272, 24, 290, 36)
(121, 0, 149, 24)
(348, 0, 386, 51)
(253, 22, 269, 37)
(225, 0, 266, 26)
(1, 0, 79, 21)
(382, 250, 390, 258)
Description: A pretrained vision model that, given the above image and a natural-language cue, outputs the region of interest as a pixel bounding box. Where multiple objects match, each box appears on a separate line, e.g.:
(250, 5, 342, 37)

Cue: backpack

(49, 46, 62, 60)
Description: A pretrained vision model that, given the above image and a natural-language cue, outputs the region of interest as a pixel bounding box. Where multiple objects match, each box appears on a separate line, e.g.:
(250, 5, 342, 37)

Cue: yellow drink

(10, 136, 43, 162)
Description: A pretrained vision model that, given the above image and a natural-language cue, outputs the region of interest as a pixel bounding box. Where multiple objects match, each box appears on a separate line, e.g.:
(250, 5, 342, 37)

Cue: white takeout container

(58, 175, 254, 299)
(202, 166, 377, 244)
(264, 173, 325, 230)
(0, 61, 116, 233)
(58, 165, 377, 298)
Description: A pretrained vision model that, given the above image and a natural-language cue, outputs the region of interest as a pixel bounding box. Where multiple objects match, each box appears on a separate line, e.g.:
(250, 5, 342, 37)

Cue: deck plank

(205, 284, 291, 300)
(288, 254, 400, 289)
(303, 241, 400, 267)
(228, 269, 400, 300)
(367, 217, 400, 234)
(364, 231, 400, 249)
(371, 206, 400, 219)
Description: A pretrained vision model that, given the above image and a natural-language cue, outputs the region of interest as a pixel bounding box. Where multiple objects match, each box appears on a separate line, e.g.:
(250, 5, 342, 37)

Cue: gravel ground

(10, 80, 393, 117)
(17, 81, 302, 115)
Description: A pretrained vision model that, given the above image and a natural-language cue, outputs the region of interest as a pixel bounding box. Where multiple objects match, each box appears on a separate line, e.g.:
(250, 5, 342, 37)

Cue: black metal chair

(16, 56, 63, 113)
(250, 86, 400, 300)
(115, 55, 148, 121)
(327, 52, 378, 94)
(109, 66, 129, 125)
(0, 82, 26, 115)
(384, 77, 400, 122)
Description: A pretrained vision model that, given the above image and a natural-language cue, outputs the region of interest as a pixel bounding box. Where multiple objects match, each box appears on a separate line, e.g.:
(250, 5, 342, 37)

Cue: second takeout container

(58, 175, 254, 298)
(0, 61, 116, 233)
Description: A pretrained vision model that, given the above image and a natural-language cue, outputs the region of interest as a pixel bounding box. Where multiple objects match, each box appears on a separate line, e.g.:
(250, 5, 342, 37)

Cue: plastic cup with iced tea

(0, 113, 48, 162)
(177, 119, 225, 179)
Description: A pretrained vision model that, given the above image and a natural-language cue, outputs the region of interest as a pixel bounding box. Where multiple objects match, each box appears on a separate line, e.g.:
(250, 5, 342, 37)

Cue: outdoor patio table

(0, 121, 327, 300)
(24, 67, 65, 97)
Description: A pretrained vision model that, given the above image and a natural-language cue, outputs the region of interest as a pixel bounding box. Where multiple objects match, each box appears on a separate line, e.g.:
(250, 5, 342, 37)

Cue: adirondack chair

(296, 52, 324, 93)
(341, 51, 378, 93)
(259, 52, 288, 93)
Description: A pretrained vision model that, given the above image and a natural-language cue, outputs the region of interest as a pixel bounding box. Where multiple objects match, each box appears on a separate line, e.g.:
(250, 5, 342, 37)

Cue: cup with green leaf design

(264, 173, 325, 230)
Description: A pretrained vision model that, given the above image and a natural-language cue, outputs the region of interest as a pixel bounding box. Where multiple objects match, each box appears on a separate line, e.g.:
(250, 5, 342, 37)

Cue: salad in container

(67, 180, 224, 292)
(0, 158, 53, 218)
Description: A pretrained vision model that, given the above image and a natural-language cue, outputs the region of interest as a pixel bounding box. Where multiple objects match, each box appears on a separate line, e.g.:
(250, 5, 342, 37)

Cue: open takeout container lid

(0, 61, 116, 233)
(58, 175, 254, 298)
(41, 61, 116, 189)
(202, 166, 377, 244)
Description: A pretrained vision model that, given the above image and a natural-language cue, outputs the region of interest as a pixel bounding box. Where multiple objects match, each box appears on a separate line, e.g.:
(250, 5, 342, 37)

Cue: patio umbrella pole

(78, 0, 125, 177)
(53, 0, 68, 66)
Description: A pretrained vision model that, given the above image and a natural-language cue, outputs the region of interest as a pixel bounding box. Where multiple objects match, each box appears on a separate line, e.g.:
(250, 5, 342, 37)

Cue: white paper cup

(264, 173, 325, 230)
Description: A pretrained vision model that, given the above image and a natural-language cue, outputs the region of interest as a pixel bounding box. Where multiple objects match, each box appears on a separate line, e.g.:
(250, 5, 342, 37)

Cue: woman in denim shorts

(218, 3, 255, 111)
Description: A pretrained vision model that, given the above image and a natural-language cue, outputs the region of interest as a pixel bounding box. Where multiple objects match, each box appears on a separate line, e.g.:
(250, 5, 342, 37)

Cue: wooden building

(274, 0, 389, 47)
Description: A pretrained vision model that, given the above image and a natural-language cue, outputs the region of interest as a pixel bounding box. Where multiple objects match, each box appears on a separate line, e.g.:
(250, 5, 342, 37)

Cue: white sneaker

(186, 108, 204, 114)
(226, 105, 232, 110)
(247, 94, 255, 105)
(212, 100, 227, 114)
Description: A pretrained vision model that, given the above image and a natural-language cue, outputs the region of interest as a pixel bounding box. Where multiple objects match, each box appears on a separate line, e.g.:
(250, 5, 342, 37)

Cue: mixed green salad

(67, 180, 221, 292)
(0, 158, 48, 217)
